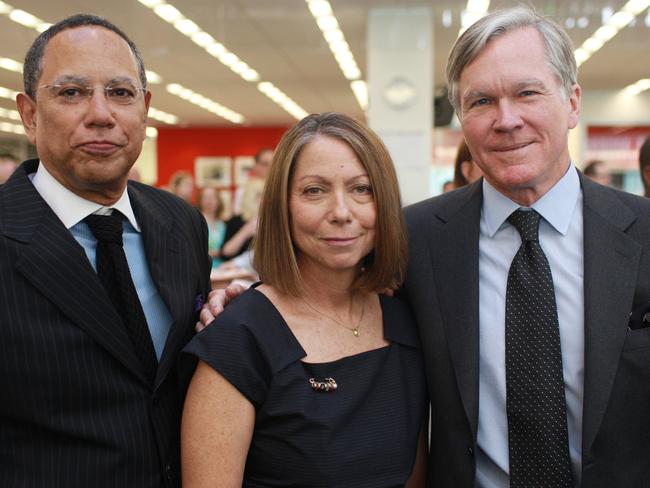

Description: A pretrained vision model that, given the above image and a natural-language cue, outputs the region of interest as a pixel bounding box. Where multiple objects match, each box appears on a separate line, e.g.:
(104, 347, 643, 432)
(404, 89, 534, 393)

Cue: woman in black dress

(181, 112, 427, 487)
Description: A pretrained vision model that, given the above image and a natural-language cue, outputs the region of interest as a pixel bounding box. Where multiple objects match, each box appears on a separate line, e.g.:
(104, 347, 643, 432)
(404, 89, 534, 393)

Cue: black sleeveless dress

(184, 287, 427, 487)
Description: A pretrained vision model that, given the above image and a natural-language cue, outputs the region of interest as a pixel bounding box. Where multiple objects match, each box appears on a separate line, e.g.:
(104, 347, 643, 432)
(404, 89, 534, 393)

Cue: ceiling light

(343, 66, 361, 80)
(174, 18, 199, 35)
(0, 86, 19, 100)
(9, 9, 40, 28)
(307, 0, 332, 17)
(37, 22, 51, 33)
(583, 37, 605, 53)
(219, 52, 239, 67)
(324, 29, 343, 43)
(154, 4, 182, 23)
(206, 42, 226, 58)
(0, 121, 24, 135)
(165, 82, 244, 124)
(565, 17, 575, 29)
(459, 1, 491, 36)
(609, 11, 634, 28)
(317, 15, 339, 31)
(141, 1, 310, 118)
(622, 78, 650, 96)
(625, 0, 650, 15)
(306, 0, 363, 103)
(0, 57, 23, 73)
(577, 16, 589, 28)
(241, 69, 260, 82)
(146, 70, 162, 84)
(574, 48, 590, 65)
(350, 80, 367, 111)
(191, 31, 215, 47)
(328, 39, 349, 53)
(148, 107, 178, 124)
(166, 83, 182, 95)
(0, 106, 21, 121)
(257, 82, 308, 120)
(138, 0, 164, 7)
(576, 0, 650, 67)
(0, 2, 12, 15)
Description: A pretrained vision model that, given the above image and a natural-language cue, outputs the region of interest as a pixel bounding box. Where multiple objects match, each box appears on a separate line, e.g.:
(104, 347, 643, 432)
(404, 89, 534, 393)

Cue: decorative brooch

(309, 377, 337, 392)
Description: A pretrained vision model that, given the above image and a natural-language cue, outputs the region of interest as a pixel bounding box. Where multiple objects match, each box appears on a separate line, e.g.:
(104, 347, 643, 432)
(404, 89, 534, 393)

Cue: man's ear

(16, 93, 38, 144)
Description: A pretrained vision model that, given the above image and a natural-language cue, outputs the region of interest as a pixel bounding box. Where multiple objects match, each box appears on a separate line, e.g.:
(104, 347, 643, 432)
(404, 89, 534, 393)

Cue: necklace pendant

(353, 328, 359, 337)
(310, 377, 337, 392)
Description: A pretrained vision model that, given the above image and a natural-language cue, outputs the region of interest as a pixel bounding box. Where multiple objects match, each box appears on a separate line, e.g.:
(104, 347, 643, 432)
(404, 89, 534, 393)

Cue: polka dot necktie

(85, 212, 158, 386)
(505, 209, 573, 487)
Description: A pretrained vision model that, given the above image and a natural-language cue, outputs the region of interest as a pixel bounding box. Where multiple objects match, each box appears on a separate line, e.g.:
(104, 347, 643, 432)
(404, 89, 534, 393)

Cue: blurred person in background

(583, 159, 612, 186)
(182, 112, 427, 487)
(198, 185, 227, 269)
(453, 139, 483, 189)
(0, 153, 19, 184)
(640, 136, 650, 198)
(233, 147, 273, 214)
(442, 180, 455, 193)
(221, 150, 272, 260)
(168, 170, 194, 204)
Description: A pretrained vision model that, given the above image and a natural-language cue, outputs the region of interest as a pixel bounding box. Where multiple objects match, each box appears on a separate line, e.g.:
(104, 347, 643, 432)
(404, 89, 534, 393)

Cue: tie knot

(507, 209, 540, 242)
(84, 212, 124, 245)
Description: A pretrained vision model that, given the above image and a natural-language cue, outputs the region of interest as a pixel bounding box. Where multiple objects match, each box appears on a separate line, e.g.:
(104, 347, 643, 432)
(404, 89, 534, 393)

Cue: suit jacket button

(467, 446, 474, 456)
(165, 464, 172, 480)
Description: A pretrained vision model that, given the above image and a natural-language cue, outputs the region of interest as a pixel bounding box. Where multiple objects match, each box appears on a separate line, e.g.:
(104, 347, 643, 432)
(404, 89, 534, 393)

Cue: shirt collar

(30, 160, 141, 231)
(482, 163, 581, 237)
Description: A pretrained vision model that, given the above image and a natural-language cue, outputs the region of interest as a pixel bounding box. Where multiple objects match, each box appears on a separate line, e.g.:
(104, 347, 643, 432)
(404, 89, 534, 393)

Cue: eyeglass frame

(36, 78, 147, 106)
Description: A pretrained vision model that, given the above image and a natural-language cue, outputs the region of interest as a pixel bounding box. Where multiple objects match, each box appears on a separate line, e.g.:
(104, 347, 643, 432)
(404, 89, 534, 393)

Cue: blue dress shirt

(476, 165, 584, 488)
(31, 162, 173, 360)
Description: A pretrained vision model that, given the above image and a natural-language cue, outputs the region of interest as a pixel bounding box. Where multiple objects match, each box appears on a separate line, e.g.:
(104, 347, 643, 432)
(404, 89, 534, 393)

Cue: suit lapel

(431, 182, 482, 437)
(129, 185, 198, 389)
(580, 176, 642, 454)
(3, 162, 149, 385)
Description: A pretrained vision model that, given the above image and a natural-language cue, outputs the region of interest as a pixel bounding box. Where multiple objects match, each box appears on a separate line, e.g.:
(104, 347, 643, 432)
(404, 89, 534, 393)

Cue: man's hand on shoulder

(195, 283, 247, 332)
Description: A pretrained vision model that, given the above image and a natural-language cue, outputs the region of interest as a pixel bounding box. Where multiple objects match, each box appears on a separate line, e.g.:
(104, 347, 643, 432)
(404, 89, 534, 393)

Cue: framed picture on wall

(195, 156, 232, 187)
(234, 156, 255, 185)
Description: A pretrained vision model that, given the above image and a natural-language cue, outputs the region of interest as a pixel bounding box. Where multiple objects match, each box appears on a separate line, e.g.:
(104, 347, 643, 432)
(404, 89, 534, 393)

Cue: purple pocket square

(194, 294, 204, 312)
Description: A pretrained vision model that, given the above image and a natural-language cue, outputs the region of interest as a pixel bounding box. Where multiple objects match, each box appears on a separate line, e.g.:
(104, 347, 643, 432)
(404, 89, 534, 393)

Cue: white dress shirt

(476, 164, 585, 487)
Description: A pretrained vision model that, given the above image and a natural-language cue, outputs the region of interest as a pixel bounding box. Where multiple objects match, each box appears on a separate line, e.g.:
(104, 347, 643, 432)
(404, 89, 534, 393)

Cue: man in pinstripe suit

(0, 15, 211, 487)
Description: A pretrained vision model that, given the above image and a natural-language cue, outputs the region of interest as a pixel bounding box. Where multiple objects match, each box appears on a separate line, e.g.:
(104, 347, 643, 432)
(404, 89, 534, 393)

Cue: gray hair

(446, 6, 577, 112)
(23, 14, 147, 100)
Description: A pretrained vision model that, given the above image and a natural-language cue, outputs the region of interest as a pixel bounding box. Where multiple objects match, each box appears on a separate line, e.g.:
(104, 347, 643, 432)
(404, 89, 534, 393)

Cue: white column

(367, 7, 433, 206)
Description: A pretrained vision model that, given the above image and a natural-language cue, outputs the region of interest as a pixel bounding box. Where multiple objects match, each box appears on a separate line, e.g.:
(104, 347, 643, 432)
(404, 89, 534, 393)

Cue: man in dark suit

(0, 15, 210, 487)
(402, 7, 650, 488)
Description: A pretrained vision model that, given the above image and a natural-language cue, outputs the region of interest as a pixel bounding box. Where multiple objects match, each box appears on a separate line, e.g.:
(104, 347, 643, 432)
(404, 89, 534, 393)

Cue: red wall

(156, 126, 288, 187)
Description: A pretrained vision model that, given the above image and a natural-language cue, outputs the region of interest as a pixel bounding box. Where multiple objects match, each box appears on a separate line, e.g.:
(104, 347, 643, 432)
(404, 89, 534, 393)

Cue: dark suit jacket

(402, 173, 650, 487)
(0, 160, 211, 487)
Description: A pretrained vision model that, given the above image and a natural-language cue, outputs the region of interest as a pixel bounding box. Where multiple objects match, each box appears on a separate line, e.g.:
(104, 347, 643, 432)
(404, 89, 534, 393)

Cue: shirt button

(467, 446, 475, 456)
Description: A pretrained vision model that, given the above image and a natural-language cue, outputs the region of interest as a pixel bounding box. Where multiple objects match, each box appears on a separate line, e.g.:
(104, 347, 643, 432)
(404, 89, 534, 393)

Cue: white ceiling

(0, 0, 648, 129)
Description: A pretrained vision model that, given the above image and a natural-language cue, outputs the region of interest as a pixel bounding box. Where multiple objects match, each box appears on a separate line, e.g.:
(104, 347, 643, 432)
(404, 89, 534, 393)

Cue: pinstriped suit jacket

(0, 160, 211, 488)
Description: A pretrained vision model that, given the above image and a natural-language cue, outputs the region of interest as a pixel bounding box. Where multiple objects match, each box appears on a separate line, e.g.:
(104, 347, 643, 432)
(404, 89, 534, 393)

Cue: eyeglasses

(38, 82, 145, 106)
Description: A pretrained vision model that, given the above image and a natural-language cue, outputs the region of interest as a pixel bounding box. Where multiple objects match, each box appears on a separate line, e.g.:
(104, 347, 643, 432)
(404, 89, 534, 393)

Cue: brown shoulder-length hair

(253, 112, 408, 297)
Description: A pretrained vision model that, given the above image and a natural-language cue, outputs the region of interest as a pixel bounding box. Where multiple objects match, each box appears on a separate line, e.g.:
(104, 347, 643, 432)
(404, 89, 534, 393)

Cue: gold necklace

(301, 294, 366, 337)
